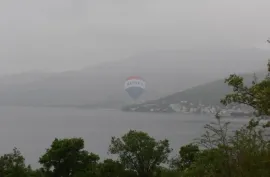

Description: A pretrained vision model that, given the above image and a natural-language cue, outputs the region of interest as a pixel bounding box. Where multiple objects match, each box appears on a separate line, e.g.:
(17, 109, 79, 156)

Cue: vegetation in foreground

(1, 61, 270, 177)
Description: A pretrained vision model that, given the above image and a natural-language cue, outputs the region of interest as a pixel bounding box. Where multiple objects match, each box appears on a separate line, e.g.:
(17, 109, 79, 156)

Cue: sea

(0, 106, 250, 168)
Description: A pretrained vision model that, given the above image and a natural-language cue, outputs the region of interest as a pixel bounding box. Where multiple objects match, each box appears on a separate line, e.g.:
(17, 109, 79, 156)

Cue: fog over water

(0, 107, 249, 168)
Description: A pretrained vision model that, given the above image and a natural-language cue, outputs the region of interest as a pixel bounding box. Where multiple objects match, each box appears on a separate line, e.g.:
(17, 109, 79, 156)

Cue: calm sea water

(0, 106, 249, 167)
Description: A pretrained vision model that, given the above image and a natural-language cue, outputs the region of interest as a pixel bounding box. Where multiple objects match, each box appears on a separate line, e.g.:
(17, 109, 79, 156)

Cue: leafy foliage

(221, 61, 270, 116)
(171, 144, 200, 172)
(98, 159, 138, 177)
(180, 61, 270, 177)
(39, 138, 100, 177)
(98, 159, 125, 177)
(182, 117, 270, 177)
(109, 130, 172, 177)
(0, 148, 33, 177)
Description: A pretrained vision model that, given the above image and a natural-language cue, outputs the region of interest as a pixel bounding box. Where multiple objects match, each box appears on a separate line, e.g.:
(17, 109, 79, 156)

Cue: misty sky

(0, 0, 270, 75)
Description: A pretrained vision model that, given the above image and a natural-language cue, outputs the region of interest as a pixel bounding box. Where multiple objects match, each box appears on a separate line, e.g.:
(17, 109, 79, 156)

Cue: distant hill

(0, 48, 268, 108)
(125, 71, 267, 110)
(0, 72, 52, 87)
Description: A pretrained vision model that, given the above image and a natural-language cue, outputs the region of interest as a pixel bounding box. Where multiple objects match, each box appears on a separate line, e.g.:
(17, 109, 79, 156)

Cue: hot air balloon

(124, 76, 146, 100)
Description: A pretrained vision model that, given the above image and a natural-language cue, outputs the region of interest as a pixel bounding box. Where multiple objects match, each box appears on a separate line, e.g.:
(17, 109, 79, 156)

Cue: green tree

(0, 148, 31, 177)
(109, 130, 172, 177)
(98, 159, 137, 177)
(171, 144, 200, 171)
(183, 119, 270, 177)
(39, 138, 99, 177)
(98, 159, 125, 177)
(159, 168, 181, 177)
(28, 169, 47, 177)
(182, 61, 270, 177)
(221, 61, 270, 116)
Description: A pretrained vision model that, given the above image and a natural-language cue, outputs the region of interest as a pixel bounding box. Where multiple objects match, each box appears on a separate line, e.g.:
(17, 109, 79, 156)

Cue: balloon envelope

(124, 76, 146, 100)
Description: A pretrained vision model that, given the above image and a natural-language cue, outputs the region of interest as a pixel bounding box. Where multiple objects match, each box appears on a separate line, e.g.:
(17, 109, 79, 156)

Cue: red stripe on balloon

(126, 76, 143, 81)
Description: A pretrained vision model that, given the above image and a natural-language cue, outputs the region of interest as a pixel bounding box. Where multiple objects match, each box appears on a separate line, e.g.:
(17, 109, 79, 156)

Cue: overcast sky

(0, 0, 270, 75)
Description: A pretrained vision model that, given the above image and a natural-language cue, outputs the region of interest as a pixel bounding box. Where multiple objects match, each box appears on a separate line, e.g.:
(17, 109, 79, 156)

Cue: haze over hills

(135, 71, 267, 108)
(0, 48, 268, 108)
(0, 72, 52, 87)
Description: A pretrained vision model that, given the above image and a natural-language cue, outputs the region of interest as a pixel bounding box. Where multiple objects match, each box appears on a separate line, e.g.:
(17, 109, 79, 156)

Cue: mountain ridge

(122, 70, 267, 112)
(0, 48, 268, 108)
